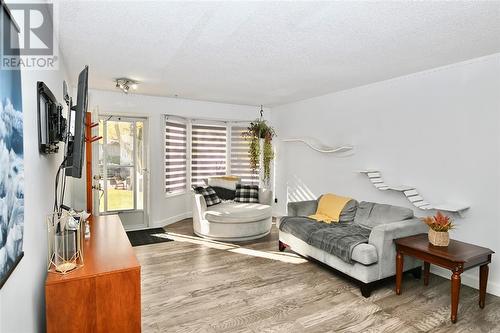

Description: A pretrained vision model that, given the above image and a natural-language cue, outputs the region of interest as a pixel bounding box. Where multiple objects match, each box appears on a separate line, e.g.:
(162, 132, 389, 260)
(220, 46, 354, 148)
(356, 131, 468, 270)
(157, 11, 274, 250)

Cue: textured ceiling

(56, 1, 500, 107)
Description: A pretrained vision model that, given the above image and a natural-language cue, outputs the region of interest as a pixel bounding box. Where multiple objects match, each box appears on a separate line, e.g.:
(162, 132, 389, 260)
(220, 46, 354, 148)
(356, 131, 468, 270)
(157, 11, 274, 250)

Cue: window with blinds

(165, 120, 188, 194)
(230, 125, 259, 184)
(191, 123, 227, 186)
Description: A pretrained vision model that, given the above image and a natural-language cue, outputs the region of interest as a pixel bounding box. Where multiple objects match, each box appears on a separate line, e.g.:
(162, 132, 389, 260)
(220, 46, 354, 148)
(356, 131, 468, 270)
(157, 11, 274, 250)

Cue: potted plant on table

(243, 119, 276, 185)
(422, 211, 454, 246)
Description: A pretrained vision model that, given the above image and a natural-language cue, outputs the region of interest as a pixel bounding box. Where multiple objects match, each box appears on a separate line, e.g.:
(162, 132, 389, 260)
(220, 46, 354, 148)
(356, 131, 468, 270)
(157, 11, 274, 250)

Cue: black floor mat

(126, 228, 173, 247)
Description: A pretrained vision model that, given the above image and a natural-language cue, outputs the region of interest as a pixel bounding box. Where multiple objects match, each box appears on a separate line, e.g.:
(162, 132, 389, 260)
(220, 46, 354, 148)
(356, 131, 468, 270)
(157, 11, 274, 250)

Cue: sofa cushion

(208, 177, 240, 200)
(289, 198, 358, 222)
(307, 224, 371, 263)
(351, 243, 378, 265)
(279, 216, 329, 242)
(211, 186, 236, 200)
(205, 202, 272, 223)
(288, 200, 319, 217)
(280, 217, 371, 263)
(309, 193, 353, 223)
(354, 201, 414, 229)
(339, 199, 359, 223)
(192, 186, 221, 207)
(234, 184, 259, 203)
(314, 196, 358, 223)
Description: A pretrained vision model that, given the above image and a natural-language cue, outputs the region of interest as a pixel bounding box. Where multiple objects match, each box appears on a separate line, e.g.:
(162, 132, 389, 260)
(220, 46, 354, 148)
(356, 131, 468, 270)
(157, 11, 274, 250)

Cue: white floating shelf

(282, 137, 354, 154)
(359, 170, 469, 215)
(432, 203, 471, 214)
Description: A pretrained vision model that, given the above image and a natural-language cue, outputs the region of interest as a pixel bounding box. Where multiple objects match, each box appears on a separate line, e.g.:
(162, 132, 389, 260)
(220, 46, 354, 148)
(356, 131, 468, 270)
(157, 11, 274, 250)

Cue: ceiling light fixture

(115, 78, 139, 94)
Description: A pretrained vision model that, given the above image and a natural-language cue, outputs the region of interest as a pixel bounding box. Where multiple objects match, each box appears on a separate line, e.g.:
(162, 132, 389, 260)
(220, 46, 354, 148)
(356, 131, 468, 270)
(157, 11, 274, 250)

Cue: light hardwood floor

(134, 219, 500, 333)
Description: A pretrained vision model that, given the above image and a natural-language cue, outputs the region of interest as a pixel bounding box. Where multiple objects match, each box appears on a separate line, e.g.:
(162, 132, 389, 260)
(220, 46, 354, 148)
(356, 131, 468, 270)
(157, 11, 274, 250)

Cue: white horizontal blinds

(191, 123, 227, 186)
(230, 125, 259, 184)
(165, 119, 188, 194)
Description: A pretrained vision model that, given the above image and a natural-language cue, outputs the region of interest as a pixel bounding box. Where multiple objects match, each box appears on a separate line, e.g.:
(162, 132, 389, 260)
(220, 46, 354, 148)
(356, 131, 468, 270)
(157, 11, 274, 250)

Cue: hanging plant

(243, 119, 276, 184)
(263, 131, 274, 184)
(248, 135, 260, 175)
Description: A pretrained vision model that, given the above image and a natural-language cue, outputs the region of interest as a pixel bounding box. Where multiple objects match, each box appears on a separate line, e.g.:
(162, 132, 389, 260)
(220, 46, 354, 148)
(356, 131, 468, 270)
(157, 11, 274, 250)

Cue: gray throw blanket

(279, 216, 371, 264)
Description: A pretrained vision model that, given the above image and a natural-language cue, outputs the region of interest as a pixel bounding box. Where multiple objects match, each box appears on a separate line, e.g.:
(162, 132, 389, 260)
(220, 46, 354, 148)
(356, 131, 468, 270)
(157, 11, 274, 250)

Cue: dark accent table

(395, 234, 494, 323)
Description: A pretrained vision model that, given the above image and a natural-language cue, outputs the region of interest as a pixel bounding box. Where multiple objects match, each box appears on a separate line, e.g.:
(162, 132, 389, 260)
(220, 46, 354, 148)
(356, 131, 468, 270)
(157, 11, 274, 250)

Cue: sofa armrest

(287, 200, 318, 217)
(192, 193, 207, 223)
(369, 218, 428, 278)
(259, 188, 273, 205)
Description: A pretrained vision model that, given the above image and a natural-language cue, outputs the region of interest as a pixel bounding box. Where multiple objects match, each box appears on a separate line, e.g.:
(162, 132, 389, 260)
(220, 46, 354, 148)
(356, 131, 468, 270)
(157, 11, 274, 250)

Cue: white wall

(271, 53, 500, 296)
(0, 63, 71, 331)
(84, 90, 261, 227)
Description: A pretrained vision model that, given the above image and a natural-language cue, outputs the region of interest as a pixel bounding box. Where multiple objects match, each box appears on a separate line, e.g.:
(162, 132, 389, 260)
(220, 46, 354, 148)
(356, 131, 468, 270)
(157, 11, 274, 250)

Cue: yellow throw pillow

(308, 193, 352, 223)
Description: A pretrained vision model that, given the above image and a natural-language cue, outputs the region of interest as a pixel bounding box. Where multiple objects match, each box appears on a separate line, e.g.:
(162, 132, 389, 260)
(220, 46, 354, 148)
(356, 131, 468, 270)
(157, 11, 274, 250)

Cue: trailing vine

(263, 133, 274, 184)
(243, 119, 276, 184)
(248, 135, 260, 174)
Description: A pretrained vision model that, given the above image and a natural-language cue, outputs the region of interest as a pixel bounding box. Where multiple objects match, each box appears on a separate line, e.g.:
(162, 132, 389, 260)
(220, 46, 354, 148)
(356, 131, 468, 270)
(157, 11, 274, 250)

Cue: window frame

(164, 116, 258, 198)
(164, 116, 189, 197)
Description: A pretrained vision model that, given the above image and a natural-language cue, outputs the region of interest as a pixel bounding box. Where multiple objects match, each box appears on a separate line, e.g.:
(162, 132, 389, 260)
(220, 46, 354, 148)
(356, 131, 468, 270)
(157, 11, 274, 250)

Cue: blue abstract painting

(0, 4, 24, 289)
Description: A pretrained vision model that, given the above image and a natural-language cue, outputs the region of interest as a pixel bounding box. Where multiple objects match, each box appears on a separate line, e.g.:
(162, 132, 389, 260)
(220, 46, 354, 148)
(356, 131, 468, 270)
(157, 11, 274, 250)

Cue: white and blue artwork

(0, 4, 24, 289)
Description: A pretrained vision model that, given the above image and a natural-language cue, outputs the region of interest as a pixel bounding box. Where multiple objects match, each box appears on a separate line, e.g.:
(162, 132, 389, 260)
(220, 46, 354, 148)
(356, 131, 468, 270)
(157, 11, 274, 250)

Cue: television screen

(65, 66, 88, 178)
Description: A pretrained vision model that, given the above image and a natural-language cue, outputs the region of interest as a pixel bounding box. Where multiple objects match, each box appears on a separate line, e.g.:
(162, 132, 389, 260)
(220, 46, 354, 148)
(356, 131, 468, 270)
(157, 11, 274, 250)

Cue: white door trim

(94, 113, 151, 229)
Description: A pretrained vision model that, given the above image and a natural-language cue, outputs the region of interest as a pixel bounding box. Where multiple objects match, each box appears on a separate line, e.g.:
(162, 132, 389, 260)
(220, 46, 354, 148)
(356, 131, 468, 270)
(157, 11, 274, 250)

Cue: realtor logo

(1, 2, 58, 70)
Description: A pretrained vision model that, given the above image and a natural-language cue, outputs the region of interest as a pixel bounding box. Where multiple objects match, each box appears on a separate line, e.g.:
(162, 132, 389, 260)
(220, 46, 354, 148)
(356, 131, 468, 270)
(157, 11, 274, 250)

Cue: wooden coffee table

(395, 233, 494, 323)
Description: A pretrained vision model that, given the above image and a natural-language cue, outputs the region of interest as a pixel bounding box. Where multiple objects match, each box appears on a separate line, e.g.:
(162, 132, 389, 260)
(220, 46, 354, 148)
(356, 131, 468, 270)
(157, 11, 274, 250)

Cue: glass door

(97, 116, 148, 230)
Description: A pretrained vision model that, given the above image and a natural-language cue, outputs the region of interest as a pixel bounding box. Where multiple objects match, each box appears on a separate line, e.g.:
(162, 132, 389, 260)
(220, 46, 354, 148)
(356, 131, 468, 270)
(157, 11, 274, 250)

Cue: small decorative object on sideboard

(46, 211, 86, 274)
(422, 211, 454, 246)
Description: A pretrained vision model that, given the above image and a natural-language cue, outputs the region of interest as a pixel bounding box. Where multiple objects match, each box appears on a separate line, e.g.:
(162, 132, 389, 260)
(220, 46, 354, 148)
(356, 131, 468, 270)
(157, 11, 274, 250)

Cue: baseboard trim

(152, 212, 192, 228)
(431, 266, 500, 297)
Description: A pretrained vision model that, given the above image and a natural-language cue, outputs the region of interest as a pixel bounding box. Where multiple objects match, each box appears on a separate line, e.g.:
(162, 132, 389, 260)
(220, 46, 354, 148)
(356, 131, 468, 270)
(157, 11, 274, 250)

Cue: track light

(115, 78, 139, 94)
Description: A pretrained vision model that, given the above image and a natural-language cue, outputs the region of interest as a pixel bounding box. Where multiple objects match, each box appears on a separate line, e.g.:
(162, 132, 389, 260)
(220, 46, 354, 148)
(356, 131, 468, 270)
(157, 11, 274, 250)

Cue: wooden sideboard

(45, 215, 141, 332)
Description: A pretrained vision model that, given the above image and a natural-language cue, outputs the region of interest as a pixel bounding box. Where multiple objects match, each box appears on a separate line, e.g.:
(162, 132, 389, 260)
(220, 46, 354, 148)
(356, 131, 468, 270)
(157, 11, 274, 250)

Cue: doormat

(126, 228, 173, 247)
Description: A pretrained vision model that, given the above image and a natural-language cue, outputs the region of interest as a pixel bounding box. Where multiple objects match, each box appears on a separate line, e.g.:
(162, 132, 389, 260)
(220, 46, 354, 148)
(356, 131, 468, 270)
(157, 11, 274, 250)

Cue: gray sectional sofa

(278, 198, 428, 297)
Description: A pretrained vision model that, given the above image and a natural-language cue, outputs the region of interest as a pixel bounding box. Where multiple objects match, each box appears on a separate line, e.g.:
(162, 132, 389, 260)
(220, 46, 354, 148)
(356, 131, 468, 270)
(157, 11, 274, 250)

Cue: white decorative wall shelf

(282, 137, 354, 154)
(359, 170, 469, 215)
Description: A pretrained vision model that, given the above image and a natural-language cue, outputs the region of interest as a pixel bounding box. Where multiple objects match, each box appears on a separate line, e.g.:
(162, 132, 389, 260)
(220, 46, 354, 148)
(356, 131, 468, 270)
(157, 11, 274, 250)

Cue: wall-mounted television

(37, 82, 65, 154)
(65, 66, 88, 178)
(36, 65, 88, 179)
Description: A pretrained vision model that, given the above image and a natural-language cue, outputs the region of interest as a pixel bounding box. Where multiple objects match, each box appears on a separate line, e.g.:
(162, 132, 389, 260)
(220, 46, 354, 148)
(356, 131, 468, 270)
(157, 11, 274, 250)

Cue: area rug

(126, 228, 173, 247)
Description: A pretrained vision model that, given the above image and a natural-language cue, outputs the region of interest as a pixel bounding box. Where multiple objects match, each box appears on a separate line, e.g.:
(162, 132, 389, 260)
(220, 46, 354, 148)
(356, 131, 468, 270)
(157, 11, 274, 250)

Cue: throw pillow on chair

(192, 186, 221, 206)
(234, 184, 259, 203)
